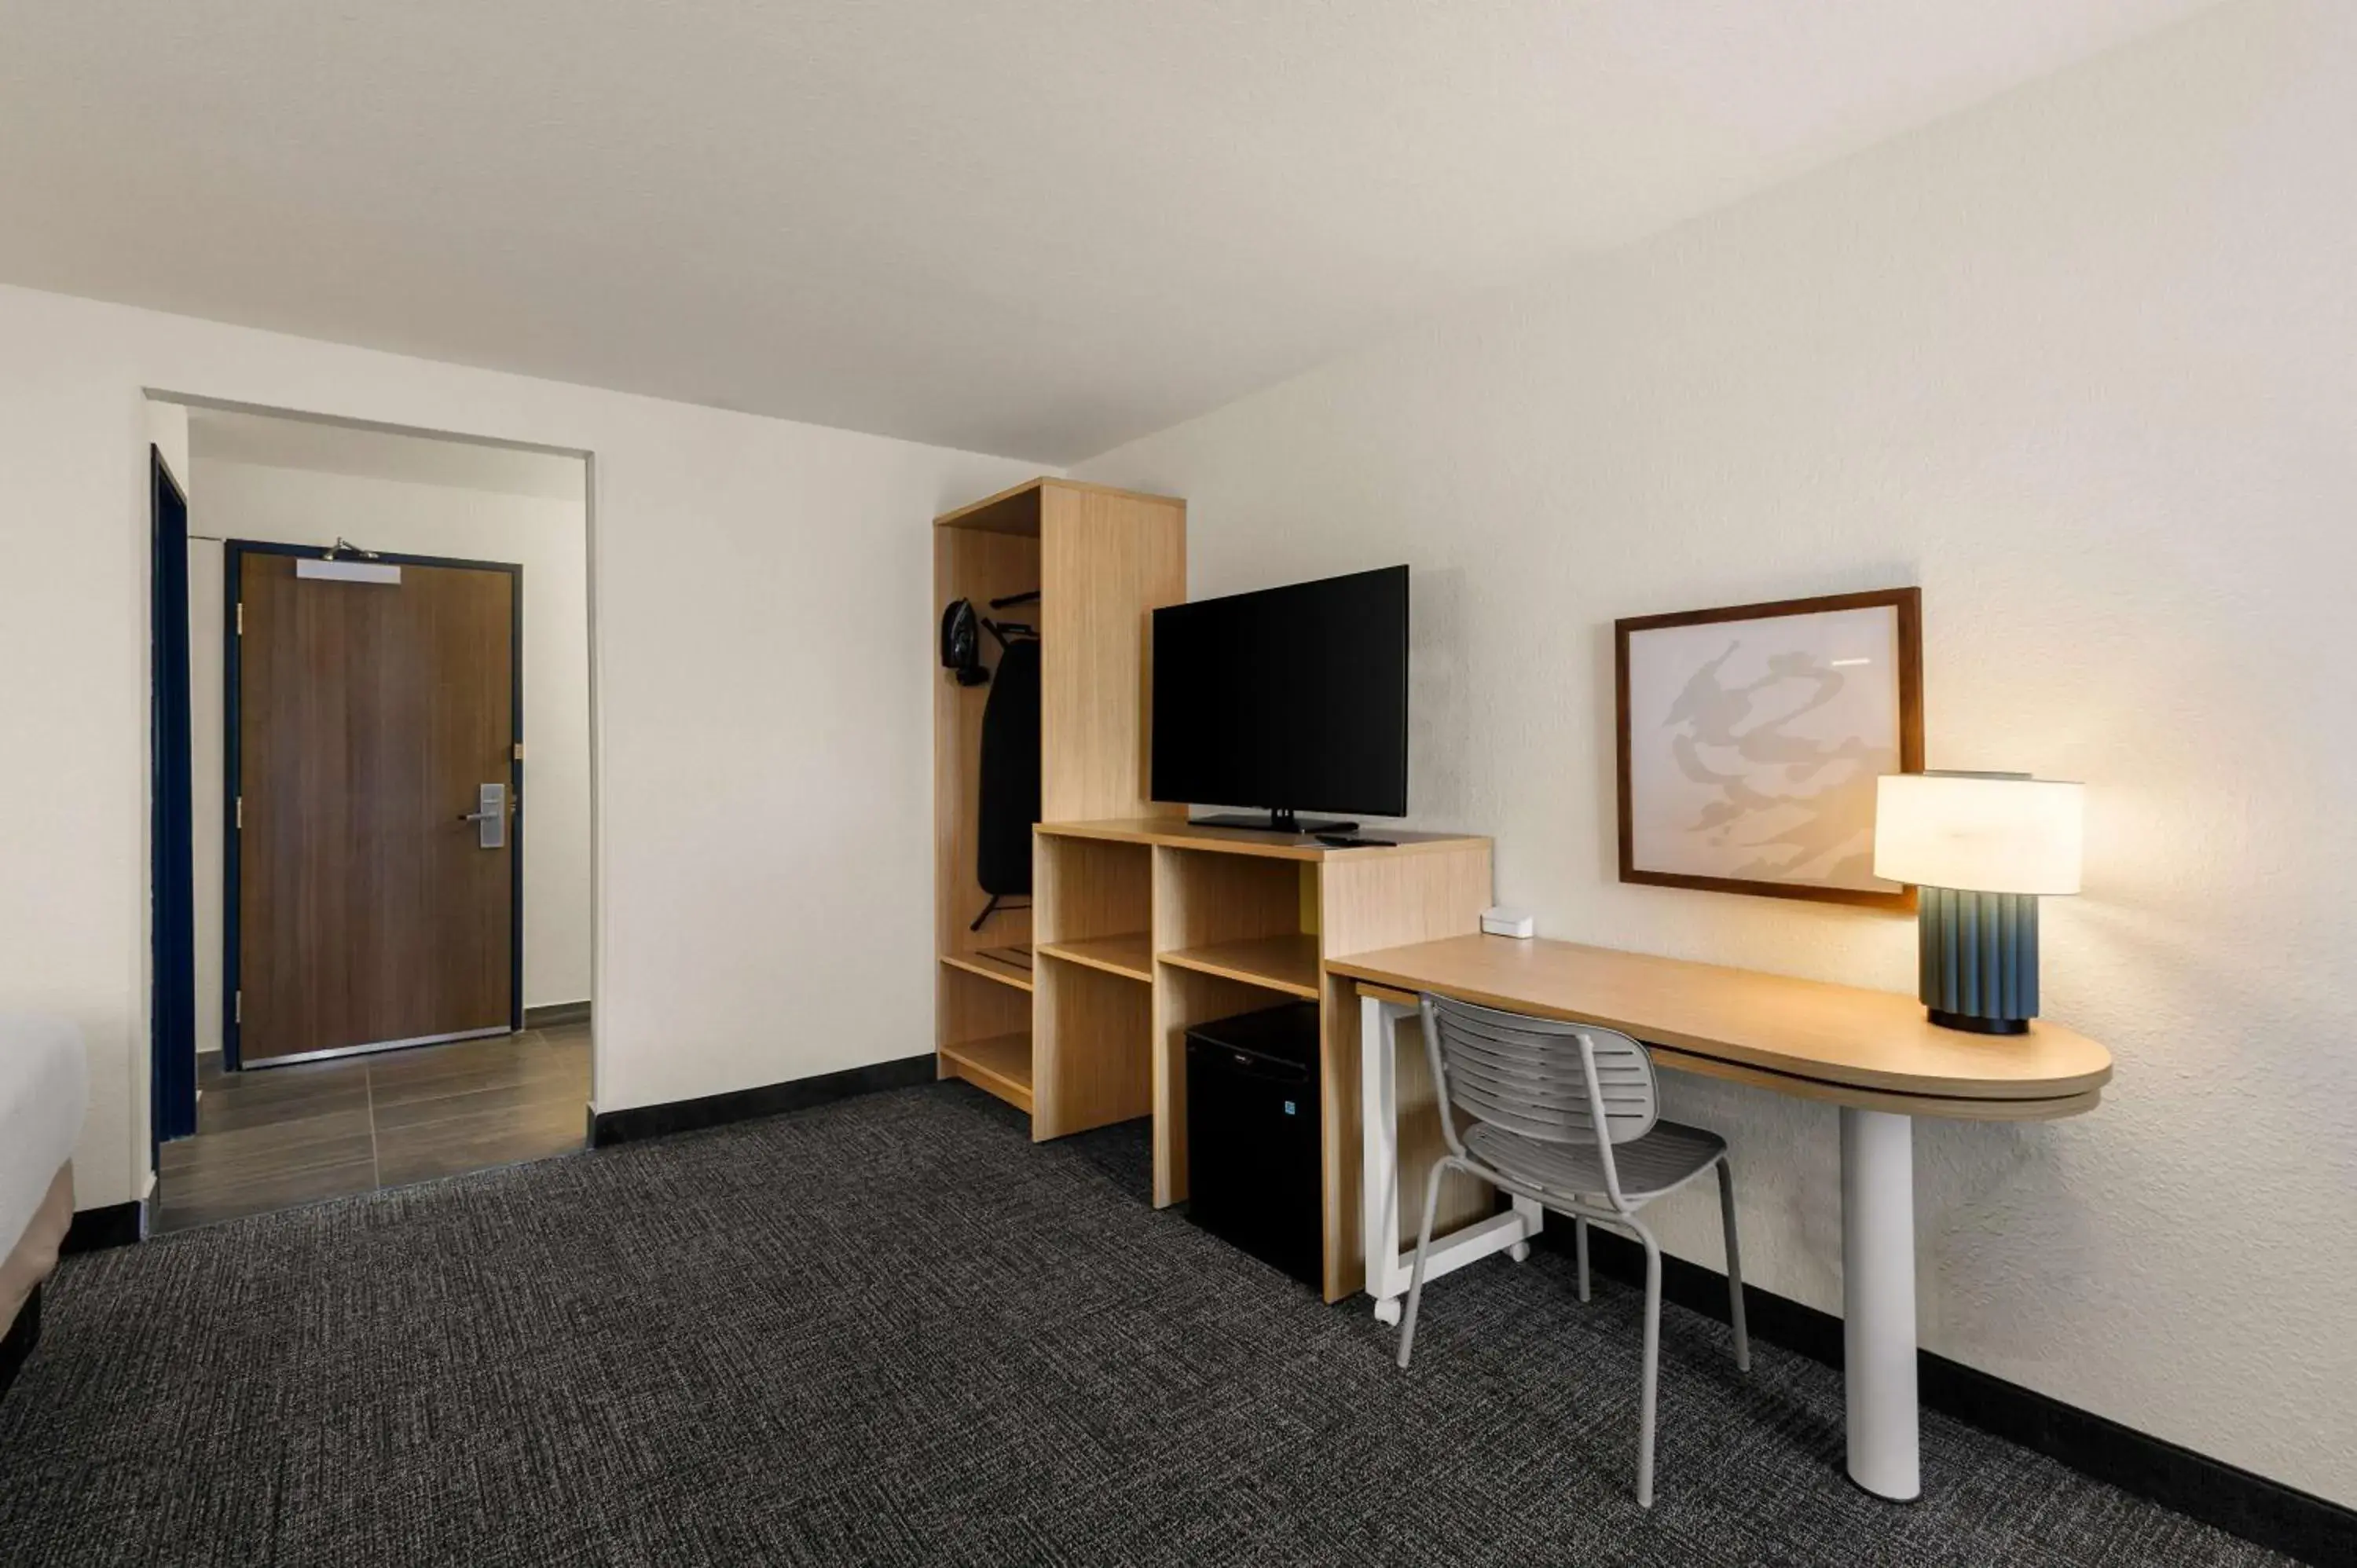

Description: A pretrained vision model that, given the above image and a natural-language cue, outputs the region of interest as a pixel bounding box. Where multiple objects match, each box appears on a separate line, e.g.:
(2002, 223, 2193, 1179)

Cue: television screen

(1151, 566, 1409, 823)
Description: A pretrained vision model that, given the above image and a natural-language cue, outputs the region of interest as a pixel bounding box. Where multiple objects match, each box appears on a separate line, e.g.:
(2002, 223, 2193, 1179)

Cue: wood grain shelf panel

(1037, 932, 1152, 984)
(1158, 933, 1321, 1000)
(1039, 817, 1485, 863)
(939, 1031, 1034, 1113)
(940, 947, 1035, 992)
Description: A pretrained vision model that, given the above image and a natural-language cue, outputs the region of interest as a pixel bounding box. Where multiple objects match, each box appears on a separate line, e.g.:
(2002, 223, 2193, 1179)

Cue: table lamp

(1872, 771, 2084, 1035)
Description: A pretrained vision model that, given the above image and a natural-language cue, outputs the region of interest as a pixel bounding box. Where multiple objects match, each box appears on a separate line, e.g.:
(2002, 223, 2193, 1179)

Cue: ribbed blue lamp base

(1918, 886, 2038, 1035)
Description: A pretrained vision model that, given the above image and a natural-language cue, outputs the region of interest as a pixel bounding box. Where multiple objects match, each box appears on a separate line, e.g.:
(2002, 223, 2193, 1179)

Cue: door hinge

(234, 991, 243, 1024)
(235, 796, 243, 831)
(513, 742, 525, 762)
(236, 602, 244, 636)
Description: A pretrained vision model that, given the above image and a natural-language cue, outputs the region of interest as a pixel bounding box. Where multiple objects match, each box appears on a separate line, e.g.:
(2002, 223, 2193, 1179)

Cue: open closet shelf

(1037, 932, 1153, 984)
(934, 477, 1189, 1144)
(939, 1031, 1034, 1113)
(1158, 932, 1321, 1000)
(941, 947, 1034, 993)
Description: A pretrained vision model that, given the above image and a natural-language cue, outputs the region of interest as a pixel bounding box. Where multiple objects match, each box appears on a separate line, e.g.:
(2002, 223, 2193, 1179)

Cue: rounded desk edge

(1340, 972, 2112, 1119)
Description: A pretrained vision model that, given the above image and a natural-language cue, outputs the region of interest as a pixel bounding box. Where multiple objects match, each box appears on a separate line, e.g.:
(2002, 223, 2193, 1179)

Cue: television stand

(1027, 816, 1496, 1303)
(1187, 808, 1360, 837)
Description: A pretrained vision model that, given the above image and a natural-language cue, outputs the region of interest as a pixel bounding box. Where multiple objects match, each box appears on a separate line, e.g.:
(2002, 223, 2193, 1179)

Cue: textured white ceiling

(5, 2, 2220, 462)
(185, 406, 586, 500)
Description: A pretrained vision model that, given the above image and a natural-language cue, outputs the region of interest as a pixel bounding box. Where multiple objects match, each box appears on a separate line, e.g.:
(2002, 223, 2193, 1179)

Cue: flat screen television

(1150, 565, 1409, 834)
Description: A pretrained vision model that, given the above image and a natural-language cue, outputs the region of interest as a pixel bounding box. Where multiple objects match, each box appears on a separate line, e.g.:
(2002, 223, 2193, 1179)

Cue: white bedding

(1, 1013, 87, 1257)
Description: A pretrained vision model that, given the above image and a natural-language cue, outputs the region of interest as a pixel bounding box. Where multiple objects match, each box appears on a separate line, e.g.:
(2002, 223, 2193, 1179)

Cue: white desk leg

(1361, 995, 1405, 1324)
(1841, 1107, 1921, 1501)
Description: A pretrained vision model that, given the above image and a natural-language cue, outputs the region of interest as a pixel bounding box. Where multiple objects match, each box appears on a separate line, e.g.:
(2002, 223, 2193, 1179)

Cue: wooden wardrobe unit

(933, 479, 1188, 1121)
(933, 478, 1498, 1302)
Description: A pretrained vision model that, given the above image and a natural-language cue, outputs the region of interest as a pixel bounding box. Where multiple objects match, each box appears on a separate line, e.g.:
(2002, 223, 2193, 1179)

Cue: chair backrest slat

(1420, 993, 1658, 1148)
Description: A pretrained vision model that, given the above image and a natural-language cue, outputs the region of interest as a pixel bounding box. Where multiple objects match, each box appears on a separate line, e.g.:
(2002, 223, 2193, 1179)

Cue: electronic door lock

(460, 782, 507, 848)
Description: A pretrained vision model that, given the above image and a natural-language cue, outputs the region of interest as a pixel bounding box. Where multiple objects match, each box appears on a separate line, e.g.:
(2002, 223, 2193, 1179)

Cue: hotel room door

(227, 544, 522, 1068)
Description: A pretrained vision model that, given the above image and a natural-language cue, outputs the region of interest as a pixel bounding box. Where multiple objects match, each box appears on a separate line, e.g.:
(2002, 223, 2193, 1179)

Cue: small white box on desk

(1480, 907, 1534, 939)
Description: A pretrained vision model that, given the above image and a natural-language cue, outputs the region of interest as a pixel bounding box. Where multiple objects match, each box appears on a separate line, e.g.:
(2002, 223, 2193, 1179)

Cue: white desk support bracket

(1360, 995, 1544, 1325)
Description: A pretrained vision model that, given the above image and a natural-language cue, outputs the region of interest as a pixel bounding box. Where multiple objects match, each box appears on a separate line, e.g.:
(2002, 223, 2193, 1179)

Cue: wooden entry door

(229, 545, 521, 1067)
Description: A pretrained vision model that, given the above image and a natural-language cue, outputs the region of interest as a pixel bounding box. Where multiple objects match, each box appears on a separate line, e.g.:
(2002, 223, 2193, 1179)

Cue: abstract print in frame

(1615, 588, 1922, 910)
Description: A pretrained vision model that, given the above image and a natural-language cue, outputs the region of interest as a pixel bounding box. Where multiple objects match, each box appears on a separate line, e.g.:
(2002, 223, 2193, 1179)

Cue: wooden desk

(1324, 933, 2113, 1503)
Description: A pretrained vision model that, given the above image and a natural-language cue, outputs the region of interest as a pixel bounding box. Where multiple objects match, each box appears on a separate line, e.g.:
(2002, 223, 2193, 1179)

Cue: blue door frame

(150, 445, 198, 1144)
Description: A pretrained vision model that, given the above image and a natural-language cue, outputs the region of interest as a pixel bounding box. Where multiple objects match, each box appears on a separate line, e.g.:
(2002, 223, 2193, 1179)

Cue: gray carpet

(0, 1083, 2291, 1566)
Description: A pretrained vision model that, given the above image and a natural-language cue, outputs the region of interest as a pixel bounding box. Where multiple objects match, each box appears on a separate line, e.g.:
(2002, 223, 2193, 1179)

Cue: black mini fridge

(1184, 1002, 1323, 1288)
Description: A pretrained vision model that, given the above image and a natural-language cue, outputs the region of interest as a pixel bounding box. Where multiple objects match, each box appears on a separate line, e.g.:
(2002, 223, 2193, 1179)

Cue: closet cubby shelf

(1158, 933, 1321, 999)
(940, 947, 1034, 993)
(937, 1031, 1033, 1113)
(1038, 932, 1153, 984)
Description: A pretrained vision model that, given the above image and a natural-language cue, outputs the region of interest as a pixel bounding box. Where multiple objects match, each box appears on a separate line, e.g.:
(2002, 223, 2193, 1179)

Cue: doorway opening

(146, 401, 595, 1233)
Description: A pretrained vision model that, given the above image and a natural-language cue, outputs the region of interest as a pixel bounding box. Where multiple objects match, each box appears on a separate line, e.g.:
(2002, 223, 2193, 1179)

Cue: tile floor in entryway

(153, 1024, 590, 1233)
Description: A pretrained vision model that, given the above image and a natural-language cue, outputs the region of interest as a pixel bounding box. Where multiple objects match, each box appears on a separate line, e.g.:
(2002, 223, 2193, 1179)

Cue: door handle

(460, 782, 507, 848)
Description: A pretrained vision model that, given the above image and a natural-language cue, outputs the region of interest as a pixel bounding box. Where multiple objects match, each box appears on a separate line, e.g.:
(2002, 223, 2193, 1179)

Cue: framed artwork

(1615, 587, 1922, 910)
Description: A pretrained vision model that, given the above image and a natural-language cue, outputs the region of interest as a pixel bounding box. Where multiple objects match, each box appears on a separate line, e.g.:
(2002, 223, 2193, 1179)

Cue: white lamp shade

(1873, 774, 2084, 896)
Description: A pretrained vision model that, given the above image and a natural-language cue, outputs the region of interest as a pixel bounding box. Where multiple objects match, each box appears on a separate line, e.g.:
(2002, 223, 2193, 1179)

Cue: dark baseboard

(1535, 1222, 2353, 1566)
(524, 1000, 592, 1030)
(588, 1053, 937, 1148)
(0, 1283, 38, 1402)
(60, 1201, 145, 1255)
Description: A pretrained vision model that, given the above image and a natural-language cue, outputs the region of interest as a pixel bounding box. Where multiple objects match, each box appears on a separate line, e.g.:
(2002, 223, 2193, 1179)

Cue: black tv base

(1187, 808, 1360, 837)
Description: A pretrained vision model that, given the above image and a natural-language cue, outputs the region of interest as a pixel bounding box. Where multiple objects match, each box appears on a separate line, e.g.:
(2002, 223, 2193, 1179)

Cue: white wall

(187, 456, 594, 1053)
(1076, 0, 2357, 1507)
(143, 400, 188, 496)
(0, 284, 1038, 1219)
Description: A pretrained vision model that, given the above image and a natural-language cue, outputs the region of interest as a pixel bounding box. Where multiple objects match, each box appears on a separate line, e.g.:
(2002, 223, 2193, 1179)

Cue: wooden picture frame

(1615, 587, 1923, 910)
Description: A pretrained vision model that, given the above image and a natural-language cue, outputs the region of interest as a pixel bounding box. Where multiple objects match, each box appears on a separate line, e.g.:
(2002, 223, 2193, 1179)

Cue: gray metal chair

(1395, 994, 1750, 1508)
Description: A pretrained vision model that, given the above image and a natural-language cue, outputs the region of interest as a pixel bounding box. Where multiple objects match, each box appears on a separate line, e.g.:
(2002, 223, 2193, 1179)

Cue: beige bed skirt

(2, 1163, 73, 1338)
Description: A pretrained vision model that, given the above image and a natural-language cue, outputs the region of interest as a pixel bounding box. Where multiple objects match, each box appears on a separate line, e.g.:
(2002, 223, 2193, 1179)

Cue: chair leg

(1574, 1217, 1590, 1302)
(1637, 1223, 1662, 1509)
(1717, 1156, 1750, 1372)
(1395, 1156, 1453, 1370)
